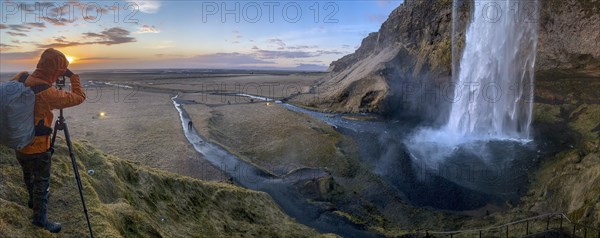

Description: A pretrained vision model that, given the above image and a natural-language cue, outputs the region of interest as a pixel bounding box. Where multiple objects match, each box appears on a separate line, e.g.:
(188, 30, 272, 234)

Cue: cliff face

(295, 0, 600, 121)
(297, 0, 455, 121)
(537, 0, 600, 72)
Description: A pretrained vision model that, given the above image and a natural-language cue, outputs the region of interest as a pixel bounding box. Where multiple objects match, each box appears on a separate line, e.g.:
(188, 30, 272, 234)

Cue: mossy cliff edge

(0, 141, 335, 238)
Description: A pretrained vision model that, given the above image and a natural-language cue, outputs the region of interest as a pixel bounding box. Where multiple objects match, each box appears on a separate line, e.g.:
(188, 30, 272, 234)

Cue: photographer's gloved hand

(64, 69, 74, 78)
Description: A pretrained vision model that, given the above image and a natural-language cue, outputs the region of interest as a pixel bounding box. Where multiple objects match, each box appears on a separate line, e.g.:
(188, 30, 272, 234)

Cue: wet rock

(300, 175, 336, 200)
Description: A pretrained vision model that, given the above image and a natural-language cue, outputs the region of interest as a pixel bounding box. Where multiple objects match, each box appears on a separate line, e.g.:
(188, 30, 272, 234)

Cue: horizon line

(0, 67, 331, 75)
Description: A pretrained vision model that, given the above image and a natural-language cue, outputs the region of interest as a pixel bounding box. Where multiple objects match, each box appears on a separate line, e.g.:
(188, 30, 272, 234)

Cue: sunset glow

(66, 56, 75, 64)
(0, 1, 402, 72)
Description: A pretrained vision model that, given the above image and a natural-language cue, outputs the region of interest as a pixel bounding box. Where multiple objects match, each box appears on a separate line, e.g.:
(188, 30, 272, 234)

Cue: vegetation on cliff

(0, 141, 325, 237)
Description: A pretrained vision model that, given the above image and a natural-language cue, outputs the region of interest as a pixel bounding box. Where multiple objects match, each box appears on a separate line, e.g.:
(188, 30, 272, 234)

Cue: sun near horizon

(66, 56, 75, 64)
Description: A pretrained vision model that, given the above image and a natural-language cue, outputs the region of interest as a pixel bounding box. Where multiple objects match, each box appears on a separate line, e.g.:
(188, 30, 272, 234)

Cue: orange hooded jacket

(12, 48, 86, 155)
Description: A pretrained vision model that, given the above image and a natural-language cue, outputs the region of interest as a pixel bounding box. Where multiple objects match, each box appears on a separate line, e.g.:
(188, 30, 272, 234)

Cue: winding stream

(171, 95, 382, 238)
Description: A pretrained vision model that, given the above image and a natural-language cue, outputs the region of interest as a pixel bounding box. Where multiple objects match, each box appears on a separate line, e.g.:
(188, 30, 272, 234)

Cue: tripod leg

(49, 120, 60, 156)
(62, 123, 95, 238)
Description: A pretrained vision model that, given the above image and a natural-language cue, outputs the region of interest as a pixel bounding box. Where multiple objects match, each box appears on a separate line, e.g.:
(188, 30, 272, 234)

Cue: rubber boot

(29, 192, 51, 209)
(32, 190, 62, 233)
(32, 186, 61, 233)
(32, 210, 62, 233)
(30, 152, 61, 233)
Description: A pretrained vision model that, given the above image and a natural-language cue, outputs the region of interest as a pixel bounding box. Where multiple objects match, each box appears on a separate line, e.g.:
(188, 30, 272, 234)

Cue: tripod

(49, 77, 94, 238)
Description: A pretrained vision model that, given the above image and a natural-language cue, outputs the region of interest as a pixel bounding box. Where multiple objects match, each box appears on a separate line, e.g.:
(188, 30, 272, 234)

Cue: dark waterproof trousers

(15, 151, 52, 221)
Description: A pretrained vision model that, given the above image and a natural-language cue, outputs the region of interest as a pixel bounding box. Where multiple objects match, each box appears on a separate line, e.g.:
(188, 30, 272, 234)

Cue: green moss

(533, 103, 563, 124)
(569, 104, 600, 139)
(431, 37, 452, 72)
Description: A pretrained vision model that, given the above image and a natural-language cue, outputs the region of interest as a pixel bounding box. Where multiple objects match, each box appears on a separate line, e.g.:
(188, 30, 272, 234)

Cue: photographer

(12, 48, 86, 233)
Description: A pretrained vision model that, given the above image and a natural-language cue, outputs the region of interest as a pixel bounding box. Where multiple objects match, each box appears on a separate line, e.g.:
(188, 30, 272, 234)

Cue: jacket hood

(31, 48, 69, 84)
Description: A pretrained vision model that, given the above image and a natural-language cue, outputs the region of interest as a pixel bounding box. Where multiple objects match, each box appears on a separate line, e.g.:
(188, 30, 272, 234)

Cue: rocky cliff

(292, 0, 600, 121)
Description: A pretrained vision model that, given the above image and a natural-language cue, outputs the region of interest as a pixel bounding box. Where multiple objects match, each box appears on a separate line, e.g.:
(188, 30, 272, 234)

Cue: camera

(57, 69, 73, 88)
(56, 76, 67, 87)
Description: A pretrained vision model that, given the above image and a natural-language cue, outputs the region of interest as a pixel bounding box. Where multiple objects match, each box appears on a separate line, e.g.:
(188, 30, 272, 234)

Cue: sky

(0, 0, 403, 72)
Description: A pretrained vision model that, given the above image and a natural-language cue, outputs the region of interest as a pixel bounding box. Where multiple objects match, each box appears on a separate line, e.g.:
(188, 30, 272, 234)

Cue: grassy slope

(0, 141, 328, 238)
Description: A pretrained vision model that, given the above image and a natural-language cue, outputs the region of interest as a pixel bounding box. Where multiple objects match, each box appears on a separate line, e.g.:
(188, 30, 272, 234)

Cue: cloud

(0, 43, 20, 51)
(3, 23, 45, 35)
(0, 50, 42, 61)
(83, 15, 99, 21)
(137, 1, 161, 14)
(254, 49, 344, 59)
(82, 4, 110, 15)
(155, 53, 183, 58)
(37, 27, 136, 48)
(79, 57, 132, 61)
(82, 32, 104, 38)
(38, 41, 83, 48)
(136, 25, 160, 34)
(54, 36, 67, 42)
(255, 50, 314, 59)
(40, 17, 71, 26)
(18, 2, 56, 11)
(316, 49, 344, 55)
(12, 39, 37, 44)
(26, 23, 46, 28)
(189, 53, 275, 65)
(287, 45, 319, 50)
(268, 38, 286, 50)
(9, 25, 31, 32)
(7, 32, 27, 37)
(83, 27, 136, 45)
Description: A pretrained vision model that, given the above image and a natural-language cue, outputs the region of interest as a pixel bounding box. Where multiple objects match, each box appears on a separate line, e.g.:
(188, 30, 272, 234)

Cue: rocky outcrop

(293, 0, 600, 121)
(294, 0, 456, 122)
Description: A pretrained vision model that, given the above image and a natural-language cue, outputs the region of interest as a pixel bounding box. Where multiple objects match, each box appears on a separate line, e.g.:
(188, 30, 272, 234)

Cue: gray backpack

(0, 73, 50, 150)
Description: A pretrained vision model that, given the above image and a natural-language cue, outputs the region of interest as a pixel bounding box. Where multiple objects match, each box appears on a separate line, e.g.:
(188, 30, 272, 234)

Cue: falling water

(447, 0, 539, 140)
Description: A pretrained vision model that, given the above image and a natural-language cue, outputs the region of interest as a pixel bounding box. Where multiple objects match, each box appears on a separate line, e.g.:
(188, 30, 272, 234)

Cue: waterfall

(451, 0, 459, 88)
(446, 0, 539, 140)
